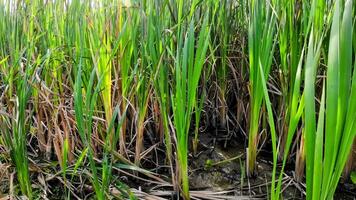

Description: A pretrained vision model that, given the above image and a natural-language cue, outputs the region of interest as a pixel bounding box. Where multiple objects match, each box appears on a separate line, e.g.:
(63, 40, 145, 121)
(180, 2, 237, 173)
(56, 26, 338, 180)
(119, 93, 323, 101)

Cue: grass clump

(247, 0, 276, 176)
(171, 16, 210, 199)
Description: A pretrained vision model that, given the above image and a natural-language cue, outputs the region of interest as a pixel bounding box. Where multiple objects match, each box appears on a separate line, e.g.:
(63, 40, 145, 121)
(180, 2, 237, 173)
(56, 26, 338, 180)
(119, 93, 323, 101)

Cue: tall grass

(0, 0, 355, 199)
(273, 0, 306, 162)
(0, 0, 38, 197)
(2, 72, 33, 198)
(109, 1, 139, 155)
(87, 2, 113, 138)
(146, 0, 174, 169)
(215, 0, 230, 129)
(74, 63, 126, 199)
(304, 0, 355, 199)
(247, 0, 276, 175)
(171, 16, 210, 199)
(134, 35, 153, 166)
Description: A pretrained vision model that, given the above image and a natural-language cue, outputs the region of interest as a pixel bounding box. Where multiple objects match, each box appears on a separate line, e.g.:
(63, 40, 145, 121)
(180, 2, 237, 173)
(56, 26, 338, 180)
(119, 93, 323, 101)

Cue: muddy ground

(1, 130, 356, 199)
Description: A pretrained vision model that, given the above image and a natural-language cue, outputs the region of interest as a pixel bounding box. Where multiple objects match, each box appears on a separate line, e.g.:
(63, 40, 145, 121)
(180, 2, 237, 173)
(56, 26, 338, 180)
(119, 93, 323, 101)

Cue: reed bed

(0, 0, 355, 199)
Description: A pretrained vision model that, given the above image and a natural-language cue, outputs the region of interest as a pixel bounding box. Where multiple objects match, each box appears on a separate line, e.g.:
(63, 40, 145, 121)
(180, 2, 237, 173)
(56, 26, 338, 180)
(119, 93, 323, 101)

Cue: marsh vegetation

(0, 0, 355, 199)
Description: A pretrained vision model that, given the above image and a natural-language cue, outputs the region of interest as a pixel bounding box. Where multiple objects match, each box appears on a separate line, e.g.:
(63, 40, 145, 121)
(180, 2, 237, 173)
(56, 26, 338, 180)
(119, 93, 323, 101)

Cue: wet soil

(1, 130, 356, 199)
(57, 128, 354, 199)
(188, 132, 304, 199)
